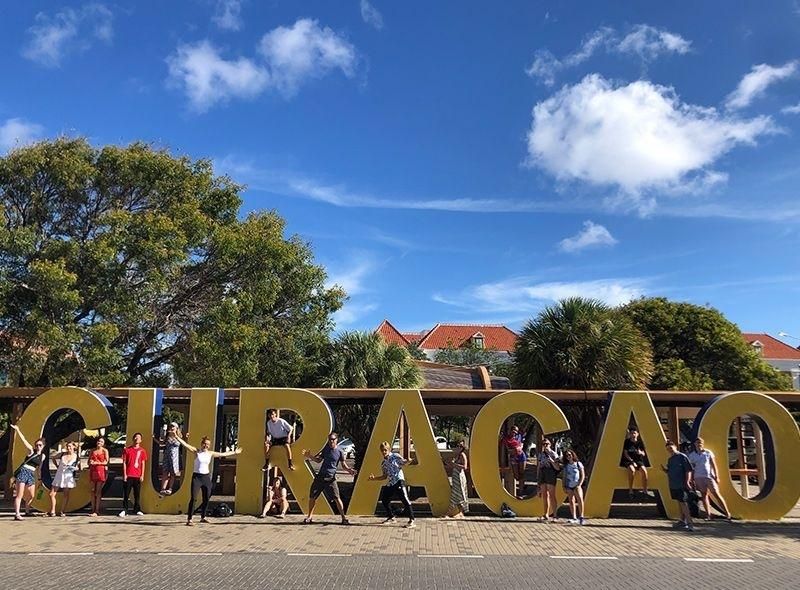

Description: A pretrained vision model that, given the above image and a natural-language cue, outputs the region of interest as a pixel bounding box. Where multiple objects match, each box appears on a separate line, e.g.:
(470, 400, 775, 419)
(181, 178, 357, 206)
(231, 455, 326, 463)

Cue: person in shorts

(302, 431, 356, 525)
(264, 409, 296, 471)
(621, 428, 651, 498)
(561, 448, 585, 525)
(688, 437, 732, 521)
(259, 476, 289, 519)
(661, 439, 694, 531)
(536, 438, 560, 521)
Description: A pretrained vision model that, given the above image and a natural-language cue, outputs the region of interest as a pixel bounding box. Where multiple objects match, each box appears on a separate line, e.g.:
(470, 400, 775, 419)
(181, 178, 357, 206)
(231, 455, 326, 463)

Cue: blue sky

(2, 1, 800, 343)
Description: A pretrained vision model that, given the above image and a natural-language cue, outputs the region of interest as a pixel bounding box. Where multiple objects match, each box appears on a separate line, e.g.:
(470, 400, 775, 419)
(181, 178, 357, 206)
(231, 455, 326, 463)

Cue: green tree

(621, 298, 792, 391)
(514, 297, 654, 390)
(320, 331, 423, 469)
(0, 138, 342, 388)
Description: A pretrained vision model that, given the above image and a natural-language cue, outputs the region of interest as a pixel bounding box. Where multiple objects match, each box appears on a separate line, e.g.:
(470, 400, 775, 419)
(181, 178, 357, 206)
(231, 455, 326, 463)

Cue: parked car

(391, 436, 449, 451)
(108, 434, 127, 457)
(338, 437, 356, 459)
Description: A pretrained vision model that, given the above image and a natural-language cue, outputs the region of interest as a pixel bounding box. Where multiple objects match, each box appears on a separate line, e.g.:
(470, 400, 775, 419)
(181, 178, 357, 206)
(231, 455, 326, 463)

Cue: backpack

(212, 503, 233, 517)
(500, 502, 516, 519)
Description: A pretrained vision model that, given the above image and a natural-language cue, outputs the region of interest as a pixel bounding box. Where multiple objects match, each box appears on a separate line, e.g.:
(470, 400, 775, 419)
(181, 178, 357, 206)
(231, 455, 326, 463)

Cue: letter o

(470, 390, 569, 516)
(694, 391, 800, 520)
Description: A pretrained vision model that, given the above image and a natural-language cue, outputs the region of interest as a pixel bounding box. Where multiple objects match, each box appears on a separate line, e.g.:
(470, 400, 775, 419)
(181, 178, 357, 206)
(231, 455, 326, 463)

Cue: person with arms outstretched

(10, 424, 45, 521)
(302, 432, 356, 525)
(368, 441, 417, 528)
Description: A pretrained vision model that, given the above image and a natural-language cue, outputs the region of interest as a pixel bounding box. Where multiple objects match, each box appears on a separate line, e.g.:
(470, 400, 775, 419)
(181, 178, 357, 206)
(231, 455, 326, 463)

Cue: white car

(337, 438, 356, 459)
(392, 436, 449, 451)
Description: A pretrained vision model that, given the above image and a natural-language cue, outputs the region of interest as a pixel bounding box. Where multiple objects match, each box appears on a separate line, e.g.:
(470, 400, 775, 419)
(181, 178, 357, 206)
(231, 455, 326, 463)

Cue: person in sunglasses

(301, 432, 356, 525)
(10, 424, 46, 521)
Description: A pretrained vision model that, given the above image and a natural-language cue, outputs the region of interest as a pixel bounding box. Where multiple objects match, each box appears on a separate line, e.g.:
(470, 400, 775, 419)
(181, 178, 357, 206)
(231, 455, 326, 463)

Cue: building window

(750, 341, 763, 356)
(471, 333, 485, 349)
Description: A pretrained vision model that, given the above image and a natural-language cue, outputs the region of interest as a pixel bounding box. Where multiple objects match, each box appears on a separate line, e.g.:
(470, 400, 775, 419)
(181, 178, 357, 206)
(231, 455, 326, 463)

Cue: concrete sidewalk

(1, 511, 797, 560)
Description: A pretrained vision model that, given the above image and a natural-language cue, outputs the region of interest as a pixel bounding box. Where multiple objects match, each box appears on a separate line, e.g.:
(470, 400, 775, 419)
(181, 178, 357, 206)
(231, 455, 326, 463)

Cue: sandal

(340, 518, 351, 526)
(14, 514, 23, 521)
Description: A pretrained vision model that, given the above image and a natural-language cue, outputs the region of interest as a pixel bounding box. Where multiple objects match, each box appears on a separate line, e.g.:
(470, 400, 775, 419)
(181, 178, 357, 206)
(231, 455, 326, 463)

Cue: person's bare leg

(49, 488, 57, 515)
(61, 489, 70, 515)
(14, 481, 25, 516)
(261, 490, 274, 517)
(549, 486, 557, 518)
(568, 492, 576, 520)
(25, 484, 36, 512)
(713, 488, 732, 519)
(334, 498, 349, 523)
(286, 444, 296, 470)
(279, 497, 289, 517)
(305, 497, 316, 521)
(541, 486, 548, 518)
(627, 465, 635, 493)
(576, 488, 585, 520)
(640, 466, 649, 493)
(702, 490, 712, 519)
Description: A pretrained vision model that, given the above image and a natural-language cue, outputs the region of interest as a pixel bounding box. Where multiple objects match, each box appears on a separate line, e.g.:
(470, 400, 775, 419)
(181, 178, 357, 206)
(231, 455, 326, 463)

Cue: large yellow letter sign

(12, 386, 113, 513)
(129, 388, 225, 514)
(469, 390, 569, 517)
(235, 388, 334, 515)
(584, 391, 677, 519)
(349, 389, 450, 516)
(694, 391, 800, 520)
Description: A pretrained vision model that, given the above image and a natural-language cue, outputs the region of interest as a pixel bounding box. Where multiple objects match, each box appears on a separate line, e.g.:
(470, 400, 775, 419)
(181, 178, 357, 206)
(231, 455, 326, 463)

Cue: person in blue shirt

(302, 431, 356, 525)
(661, 439, 695, 532)
(368, 441, 418, 528)
(561, 448, 586, 525)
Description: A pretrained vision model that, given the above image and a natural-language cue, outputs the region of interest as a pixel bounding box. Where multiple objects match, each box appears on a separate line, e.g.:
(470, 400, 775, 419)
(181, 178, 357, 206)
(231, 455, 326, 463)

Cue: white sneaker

(118, 511, 126, 517)
(566, 518, 578, 524)
(135, 511, 144, 516)
(405, 521, 416, 529)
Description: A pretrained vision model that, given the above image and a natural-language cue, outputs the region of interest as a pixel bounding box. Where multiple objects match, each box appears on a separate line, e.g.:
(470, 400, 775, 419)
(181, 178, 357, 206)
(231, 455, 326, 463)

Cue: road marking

(157, 552, 223, 556)
(550, 556, 618, 560)
(28, 552, 94, 556)
(286, 553, 352, 557)
(683, 558, 754, 563)
(418, 554, 484, 559)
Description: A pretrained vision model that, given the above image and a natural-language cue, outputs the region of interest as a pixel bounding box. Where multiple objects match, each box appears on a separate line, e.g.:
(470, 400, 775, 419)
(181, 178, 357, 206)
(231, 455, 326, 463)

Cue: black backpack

(212, 503, 233, 517)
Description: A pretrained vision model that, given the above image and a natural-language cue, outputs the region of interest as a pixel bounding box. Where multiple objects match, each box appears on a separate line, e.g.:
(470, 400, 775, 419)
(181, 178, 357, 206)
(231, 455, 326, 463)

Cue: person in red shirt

(119, 432, 148, 517)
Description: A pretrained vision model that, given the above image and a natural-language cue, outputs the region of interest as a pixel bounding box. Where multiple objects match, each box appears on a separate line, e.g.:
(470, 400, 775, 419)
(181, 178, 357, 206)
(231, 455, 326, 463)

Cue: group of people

(9, 419, 735, 529)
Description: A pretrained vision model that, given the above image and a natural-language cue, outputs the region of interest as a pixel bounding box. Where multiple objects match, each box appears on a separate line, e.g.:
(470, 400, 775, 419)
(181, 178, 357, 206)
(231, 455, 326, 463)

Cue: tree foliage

(621, 298, 792, 391)
(320, 331, 423, 469)
(514, 297, 654, 390)
(0, 138, 342, 387)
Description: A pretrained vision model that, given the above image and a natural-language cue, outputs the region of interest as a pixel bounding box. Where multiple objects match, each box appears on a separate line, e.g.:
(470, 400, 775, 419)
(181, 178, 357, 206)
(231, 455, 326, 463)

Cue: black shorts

(670, 488, 690, 502)
(622, 459, 646, 469)
(269, 437, 289, 446)
(538, 467, 558, 486)
(310, 475, 340, 501)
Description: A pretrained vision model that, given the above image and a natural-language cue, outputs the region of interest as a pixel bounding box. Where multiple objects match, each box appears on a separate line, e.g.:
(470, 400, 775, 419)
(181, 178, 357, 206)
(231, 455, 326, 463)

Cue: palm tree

(320, 331, 423, 469)
(514, 297, 653, 462)
(515, 297, 653, 390)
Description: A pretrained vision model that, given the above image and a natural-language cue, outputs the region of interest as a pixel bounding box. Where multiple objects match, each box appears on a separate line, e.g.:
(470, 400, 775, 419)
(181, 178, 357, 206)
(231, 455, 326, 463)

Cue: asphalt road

(1, 553, 797, 590)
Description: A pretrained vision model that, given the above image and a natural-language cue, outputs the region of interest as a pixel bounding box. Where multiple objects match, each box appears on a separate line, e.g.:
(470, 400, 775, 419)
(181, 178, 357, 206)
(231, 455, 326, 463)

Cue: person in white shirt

(174, 434, 242, 526)
(688, 437, 732, 521)
(264, 409, 297, 471)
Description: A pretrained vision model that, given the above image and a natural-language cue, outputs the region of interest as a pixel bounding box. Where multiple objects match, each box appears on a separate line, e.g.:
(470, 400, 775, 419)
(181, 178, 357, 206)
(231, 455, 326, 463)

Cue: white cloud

(526, 24, 690, 86)
(167, 41, 269, 112)
(168, 19, 357, 110)
(527, 74, 776, 208)
(258, 18, 357, 96)
(22, 4, 113, 67)
(616, 24, 691, 61)
(725, 61, 799, 110)
(212, 0, 244, 31)
(434, 276, 646, 315)
(558, 221, 617, 253)
(782, 102, 800, 114)
(325, 252, 379, 328)
(0, 118, 44, 152)
(360, 0, 384, 30)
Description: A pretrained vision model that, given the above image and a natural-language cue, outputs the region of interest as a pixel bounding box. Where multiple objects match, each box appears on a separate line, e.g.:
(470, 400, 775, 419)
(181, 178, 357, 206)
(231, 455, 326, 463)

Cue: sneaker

(686, 523, 694, 532)
(382, 516, 397, 524)
(405, 521, 416, 529)
(118, 511, 126, 517)
(566, 518, 578, 524)
(672, 520, 686, 528)
(14, 514, 23, 521)
(628, 491, 635, 499)
(579, 517, 586, 525)
(276, 514, 285, 519)
(135, 511, 144, 516)
(340, 518, 351, 526)
(186, 520, 194, 526)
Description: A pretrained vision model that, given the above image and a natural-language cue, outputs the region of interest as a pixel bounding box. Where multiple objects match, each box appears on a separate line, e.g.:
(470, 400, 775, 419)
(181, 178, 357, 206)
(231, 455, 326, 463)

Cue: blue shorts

(15, 467, 36, 486)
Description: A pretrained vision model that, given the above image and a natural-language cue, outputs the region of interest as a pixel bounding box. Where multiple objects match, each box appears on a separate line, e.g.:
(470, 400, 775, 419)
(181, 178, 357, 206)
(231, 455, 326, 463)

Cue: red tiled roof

(375, 320, 410, 347)
(742, 333, 800, 360)
(401, 332, 426, 344)
(418, 324, 518, 352)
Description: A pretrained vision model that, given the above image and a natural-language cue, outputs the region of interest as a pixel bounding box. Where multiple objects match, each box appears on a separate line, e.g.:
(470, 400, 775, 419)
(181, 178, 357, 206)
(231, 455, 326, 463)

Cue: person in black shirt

(10, 424, 46, 521)
(621, 428, 651, 498)
(302, 432, 356, 525)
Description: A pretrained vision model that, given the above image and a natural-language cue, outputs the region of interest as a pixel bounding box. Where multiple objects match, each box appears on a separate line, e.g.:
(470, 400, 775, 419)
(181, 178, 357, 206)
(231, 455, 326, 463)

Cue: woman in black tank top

(10, 424, 46, 521)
